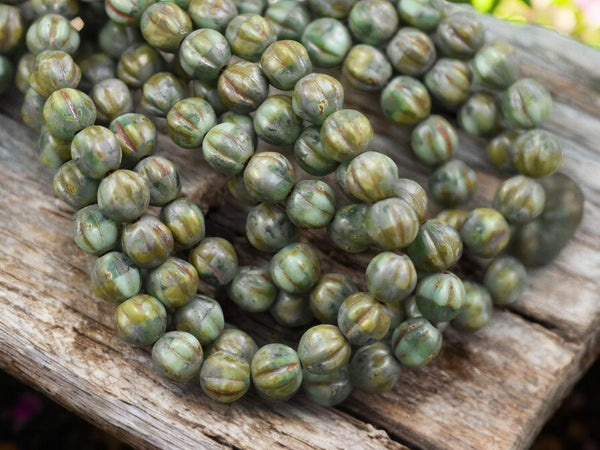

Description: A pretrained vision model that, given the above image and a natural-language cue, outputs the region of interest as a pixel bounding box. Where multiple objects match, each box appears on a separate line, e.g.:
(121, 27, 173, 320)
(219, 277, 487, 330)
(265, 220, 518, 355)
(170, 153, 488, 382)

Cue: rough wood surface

(1, 9, 599, 450)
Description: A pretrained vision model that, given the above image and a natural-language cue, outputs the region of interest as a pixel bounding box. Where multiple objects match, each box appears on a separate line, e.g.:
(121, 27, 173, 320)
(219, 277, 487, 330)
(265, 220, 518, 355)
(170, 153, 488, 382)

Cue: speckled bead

(302, 367, 352, 406)
(429, 160, 477, 207)
(293, 73, 344, 125)
(308, 0, 357, 18)
(109, 113, 157, 168)
(246, 203, 296, 252)
(232, 0, 265, 15)
(338, 292, 390, 345)
(397, 0, 445, 31)
(121, 214, 174, 269)
(452, 281, 493, 332)
(342, 44, 392, 92)
(97, 170, 150, 222)
(425, 59, 471, 108)
(501, 78, 552, 129)
(53, 160, 99, 210)
(391, 317, 442, 366)
(91, 78, 133, 124)
(141, 72, 186, 118)
(349, 342, 401, 393)
(134, 156, 181, 206)
(152, 331, 203, 382)
(179, 29, 231, 81)
(460, 208, 511, 258)
(251, 344, 303, 400)
(298, 324, 351, 375)
(348, 0, 398, 46)
(167, 97, 216, 149)
(472, 41, 519, 90)
(493, 175, 545, 224)
(26, 14, 80, 55)
(486, 130, 521, 173)
(435, 209, 469, 231)
(225, 14, 275, 62)
(22, 88, 46, 132)
(200, 351, 251, 402)
(243, 152, 295, 203)
(406, 220, 463, 272)
(309, 273, 358, 324)
(30, 50, 81, 98)
(16, 53, 35, 94)
(328, 204, 372, 253)
(201, 123, 253, 175)
(31, 0, 79, 18)
(302, 18, 352, 68)
(117, 44, 165, 88)
(265, 1, 311, 40)
(91, 251, 141, 303)
(321, 109, 373, 163)
(270, 243, 321, 294)
(0, 5, 23, 53)
(253, 95, 303, 146)
(105, 0, 154, 25)
(366, 252, 417, 304)
(115, 294, 167, 346)
(294, 126, 338, 177)
(338, 152, 398, 203)
(410, 115, 457, 166)
(218, 61, 268, 114)
(206, 328, 258, 363)
(140, 3, 192, 52)
(434, 13, 485, 59)
(392, 178, 428, 223)
(386, 28, 436, 76)
(160, 199, 205, 249)
(381, 76, 431, 125)
(190, 237, 238, 286)
(458, 92, 500, 137)
(174, 295, 225, 345)
(484, 256, 527, 305)
(147, 257, 198, 309)
(367, 198, 420, 250)
(286, 180, 336, 229)
(38, 127, 70, 168)
(43, 88, 96, 141)
(260, 41, 310, 92)
(72, 205, 119, 256)
(228, 265, 277, 312)
(271, 291, 314, 327)
(99, 22, 142, 59)
(71, 126, 121, 180)
(188, 0, 237, 32)
(513, 130, 563, 178)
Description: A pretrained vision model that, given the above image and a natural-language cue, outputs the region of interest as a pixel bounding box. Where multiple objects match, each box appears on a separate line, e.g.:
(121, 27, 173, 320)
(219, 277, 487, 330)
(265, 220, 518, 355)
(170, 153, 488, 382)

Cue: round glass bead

(160, 198, 205, 249)
(424, 58, 472, 108)
(72, 205, 119, 256)
(383, 301, 405, 339)
(193, 79, 227, 115)
(472, 41, 519, 90)
(178, 29, 231, 81)
(253, 95, 303, 146)
(270, 291, 314, 327)
(484, 256, 527, 305)
(38, 126, 70, 168)
(31, 0, 79, 19)
(338, 292, 390, 345)
(121, 214, 174, 269)
(134, 156, 181, 206)
(366, 252, 417, 304)
(433, 13, 485, 59)
(251, 344, 303, 401)
(293, 73, 344, 125)
(381, 76, 431, 125)
(452, 281, 493, 332)
(188, 0, 237, 32)
(90, 251, 141, 303)
(53, 160, 99, 210)
(91, 78, 134, 124)
(348, 0, 398, 46)
(302, 367, 352, 406)
(202, 123, 253, 175)
(166, 97, 216, 149)
(174, 295, 225, 345)
(105, 0, 154, 25)
(415, 271, 464, 323)
(140, 2, 192, 53)
(458, 92, 500, 137)
(367, 197, 420, 250)
(109, 113, 157, 168)
(270, 243, 321, 294)
(460, 207, 511, 258)
(297, 324, 351, 375)
(286, 180, 336, 229)
(486, 130, 521, 173)
(152, 331, 203, 382)
(141, 72, 186, 118)
(294, 126, 338, 177)
(147, 257, 199, 309)
(308, 0, 357, 18)
(246, 202, 295, 252)
(43, 88, 96, 141)
(218, 61, 268, 114)
(115, 294, 167, 346)
(392, 178, 428, 223)
(228, 174, 260, 205)
(309, 273, 358, 324)
(502, 78, 553, 129)
(301, 18, 352, 68)
(349, 342, 402, 394)
(16, 53, 36, 94)
(22, 88, 46, 132)
(435, 208, 469, 231)
(328, 204, 371, 253)
(265, 1, 311, 40)
(225, 13, 275, 62)
(513, 129, 563, 178)
(386, 28, 436, 76)
(261, 40, 312, 91)
(494, 175, 545, 224)
(232, 0, 265, 15)
(411, 115, 457, 167)
(189, 237, 238, 286)
(220, 112, 256, 146)
(26, 14, 80, 55)
(99, 22, 142, 59)
(397, 0, 445, 31)
(206, 328, 258, 363)
(71, 126, 121, 179)
(200, 351, 251, 402)
(98, 170, 150, 222)
(77, 53, 116, 92)
(429, 160, 477, 207)
(243, 152, 295, 203)
(0, 5, 23, 54)
(321, 109, 373, 162)
(30, 50, 81, 98)
(342, 44, 393, 92)
(228, 265, 277, 313)
(339, 152, 398, 203)
(406, 220, 463, 272)
(391, 317, 442, 366)
(402, 295, 422, 319)
(117, 43, 165, 88)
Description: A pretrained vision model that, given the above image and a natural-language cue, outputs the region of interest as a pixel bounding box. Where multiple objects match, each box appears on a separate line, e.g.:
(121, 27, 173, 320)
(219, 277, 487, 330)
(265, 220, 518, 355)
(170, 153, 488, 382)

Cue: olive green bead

(302, 367, 352, 406)
(134, 156, 181, 206)
(429, 160, 477, 207)
(402, 295, 422, 319)
(406, 220, 463, 272)
(43, 88, 97, 141)
(391, 317, 442, 366)
(193, 79, 227, 115)
(513, 129, 563, 178)
(203, 122, 254, 175)
(424, 59, 472, 108)
(189, 237, 238, 286)
(225, 13, 276, 62)
(31, 0, 79, 18)
(298, 324, 351, 375)
(53, 160, 99, 210)
(200, 351, 251, 403)
(16, 53, 36, 94)
(366, 252, 417, 304)
(78, 53, 116, 92)
(501, 78, 552, 129)
(381, 76, 431, 125)
(232, 0, 265, 15)
(30, 50, 81, 98)
(411, 115, 457, 166)
(117, 44, 165, 88)
(265, 1, 311, 40)
(228, 265, 277, 312)
(38, 126, 71, 168)
(253, 95, 303, 146)
(270, 243, 321, 294)
(91, 78, 134, 124)
(21, 88, 46, 132)
(243, 152, 295, 203)
(141, 72, 186, 118)
(458, 92, 500, 137)
(382, 301, 405, 340)
(486, 130, 521, 173)
(367, 198, 420, 250)
(99, 22, 142, 59)
(349, 342, 401, 393)
(435, 208, 468, 231)
(109, 113, 157, 167)
(328, 204, 372, 253)
(460, 207, 511, 258)
(293, 73, 344, 125)
(261, 40, 312, 91)
(105, 0, 154, 25)
(308, 0, 357, 18)
(91, 251, 141, 303)
(71, 126, 122, 179)
(246, 203, 295, 252)
(251, 344, 303, 401)
(72, 205, 119, 256)
(160, 0, 191, 8)
(174, 295, 225, 345)
(294, 125, 338, 177)
(147, 257, 199, 309)
(270, 291, 314, 327)
(140, 3, 192, 53)
(160, 198, 205, 249)
(188, 0, 237, 32)
(0, 5, 23, 53)
(433, 13, 485, 59)
(343, 44, 392, 92)
(115, 294, 168, 346)
(206, 328, 258, 363)
(178, 29, 231, 81)
(392, 178, 428, 223)
(494, 175, 545, 224)
(321, 109, 373, 162)
(286, 180, 336, 229)
(152, 331, 203, 382)
(339, 151, 398, 203)
(337, 292, 390, 345)
(218, 61, 268, 114)
(121, 214, 174, 269)
(484, 256, 527, 305)
(228, 173, 260, 205)
(166, 98, 215, 149)
(97, 170, 150, 222)
(348, 0, 398, 46)
(472, 41, 520, 90)
(309, 273, 359, 324)
(386, 28, 436, 76)
(302, 18, 352, 68)
(26, 14, 79, 55)
(220, 112, 257, 147)
(397, 0, 445, 31)
(452, 281, 493, 332)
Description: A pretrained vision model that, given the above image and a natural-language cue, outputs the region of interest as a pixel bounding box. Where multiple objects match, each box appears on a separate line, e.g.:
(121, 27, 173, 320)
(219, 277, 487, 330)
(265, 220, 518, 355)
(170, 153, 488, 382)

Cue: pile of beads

(0, 0, 584, 406)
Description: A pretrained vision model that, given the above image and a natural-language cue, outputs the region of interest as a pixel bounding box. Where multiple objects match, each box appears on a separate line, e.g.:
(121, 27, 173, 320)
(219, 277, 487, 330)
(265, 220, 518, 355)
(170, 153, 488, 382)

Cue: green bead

(147, 257, 199, 309)
(337, 292, 390, 345)
(141, 72, 186, 118)
(270, 291, 314, 327)
(26, 14, 79, 55)
(174, 295, 225, 345)
(415, 271, 464, 323)
(78, 53, 116, 92)
(484, 256, 527, 305)
(350, 342, 401, 393)
(16, 53, 36, 94)
(228, 265, 277, 312)
(22, 88, 46, 131)
(293, 73, 344, 125)
(321, 109, 373, 162)
(309, 273, 359, 324)
(308, 0, 357, 18)
(406, 220, 463, 272)
(343, 44, 392, 92)
(72, 205, 119, 256)
(71, 126, 121, 179)
(232, 0, 265, 15)
(391, 317, 442, 366)
(105, 0, 154, 25)
(115, 294, 168, 346)
(382, 301, 405, 341)
(253, 95, 303, 146)
(342, 151, 398, 203)
(91, 78, 134, 124)
(117, 43, 165, 88)
(294, 126, 338, 177)
(220, 112, 257, 146)
(200, 351, 251, 403)
(160, 198, 205, 249)
(381, 76, 431, 125)
(188, 0, 237, 32)
(218, 61, 268, 114)
(270, 243, 321, 294)
(265, 1, 311, 40)
(189, 237, 238, 286)
(501, 78, 552, 129)
(43, 88, 97, 141)
(328, 204, 372, 253)
(97, 170, 150, 222)
(243, 152, 295, 202)
(178, 28, 231, 81)
(31, 0, 79, 18)
(486, 130, 521, 173)
(206, 328, 258, 363)
(302, 367, 352, 406)
(109, 113, 157, 167)
(458, 92, 500, 137)
(159, 0, 191, 8)
(30, 50, 81, 98)
(493, 175, 545, 224)
(513, 129, 563, 178)
(297, 324, 351, 375)
(424, 58, 471, 108)
(0, 5, 23, 53)
(225, 13, 276, 62)
(367, 198, 420, 250)
(392, 178, 428, 223)
(411, 115, 457, 166)
(246, 203, 295, 252)
(397, 0, 445, 31)
(202, 123, 253, 175)
(302, 18, 352, 68)
(152, 331, 203, 382)
(402, 295, 422, 319)
(435, 208, 468, 231)
(452, 281, 493, 332)
(166, 97, 215, 149)
(141, 3, 192, 52)
(121, 214, 174, 268)
(91, 251, 141, 303)
(134, 156, 181, 206)
(429, 160, 477, 207)
(433, 13, 485, 59)
(251, 344, 302, 401)
(38, 126, 71, 168)
(192, 79, 227, 115)
(261, 40, 313, 91)
(386, 27, 436, 76)
(472, 41, 520, 90)
(348, 0, 398, 46)
(366, 252, 417, 303)
(53, 160, 99, 210)
(99, 21, 142, 59)
(460, 208, 511, 258)
(286, 180, 336, 229)
(228, 173, 260, 205)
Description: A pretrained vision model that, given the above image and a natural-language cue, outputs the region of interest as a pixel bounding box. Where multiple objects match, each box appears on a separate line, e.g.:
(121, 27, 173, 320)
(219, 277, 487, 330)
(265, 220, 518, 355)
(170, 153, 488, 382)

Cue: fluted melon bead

(301, 18, 352, 68)
(366, 252, 417, 304)
(243, 152, 295, 203)
(115, 294, 167, 346)
(109, 113, 157, 168)
(320, 109, 373, 162)
(220, 112, 257, 147)
(253, 95, 303, 146)
(206, 328, 258, 364)
(99, 21, 142, 59)
(98, 170, 150, 222)
(433, 13, 485, 59)
(338, 292, 391, 345)
(121, 214, 174, 269)
(105, 0, 154, 25)
(293, 73, 344, 125)
(494, 175, 546, 224)
(91, 252, 141, 303)
(134, 156, 181, 207)
(187, 0, 237, 32)
(342, 44, 392, 92)
(308, 0, 356, 18)
(270, 291, 314, 327)
(472, 41, 520, 90)
(348, 0, 398, 46)
(190, 237, 238, 286)
(286, 180, 336, 229)
(302, 367, 352, 406)
(391, 317, 442, 366)
(53, 160, 99, 210)
(30, 0, 78, 19)
(91, 78, 133, 125)
(38, 127, 71, 168)
(486, 130, 521, 173)
(265, 1, 311, 40)
(0, 5, 23, 54)
(29, 50, 81, 98)
(117, 44, 165, 89)
(228, 266, 277, 313)
(298, 324, 351, 375)
(381, 76, 431, 125)
(294, 126, 338, 177)
(167, 97, 216, 149)
(382, 301, 405, 340)
(484, 256, 527, 305)
(270, 243, 321, 294)
(218, 61, 269, 114)
(72, 205, 119, 256)
(328, 204, 372, 253)
(410, 115, 458, 166)
(225, 14, 276, 62)
(350, 342, 401, 394)
(429, 160, 477, 208)
(178, 29, 230, 81)
(392, 178, 428, 223)
(415, 272, 464, 323)
(26, 14, 80, 55)
(152, 331, 203, 382)
(228, 174, 260, 206)
(397, 0, 445, 31)
(233, 0, 265, 15)
(513, 130, 563, 178)
(71, 126, 122, 180)
(435, 209, 469, 231)
(77, 53, 116, 92)
(141, 72, 186, 118)
(340, 151, 398, 203)
(141, 3, 192, 53)
(251, 344, 303, 401)
(452, 281, 493, 332)
(43, 88, 96, 141)
(173, 295, 224, 345)
(386, 28, 437, 76)
(424, 59, 472, 108)
(367, 198, 420, 250)
(16, 53, 35, 94)
(309, 273, 358, 324)
(21, 88, 45, 132)
(246, 203, 296, 252)
(458, 92, 500, 137)
(501, 78, 552, 129)
(261, 40, 312, 91)
(147, 258, 199, 309)
(460, 208, 511, 258)
(200, 351, 251, 403)
(406, 220, 463, 272)
(203, 122, 255, 175)
(402, 295, 422, 319)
